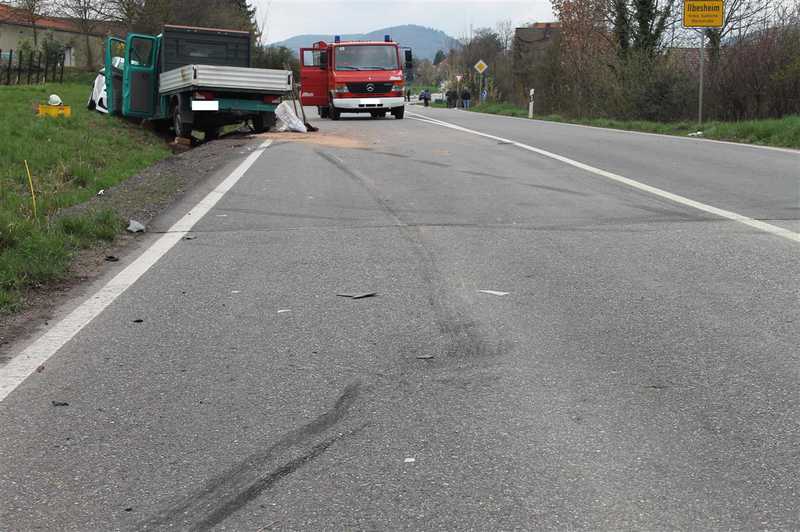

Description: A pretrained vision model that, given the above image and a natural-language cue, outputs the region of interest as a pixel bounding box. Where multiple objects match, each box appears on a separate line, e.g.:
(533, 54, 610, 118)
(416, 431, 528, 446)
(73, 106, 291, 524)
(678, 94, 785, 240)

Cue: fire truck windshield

(334, 45, 399, 71)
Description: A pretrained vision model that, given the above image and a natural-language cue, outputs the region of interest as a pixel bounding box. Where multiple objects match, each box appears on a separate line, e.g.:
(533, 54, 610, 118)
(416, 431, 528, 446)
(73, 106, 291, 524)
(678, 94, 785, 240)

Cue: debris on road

(337, 292, 378, 300)
(416, 355, 435, 360)
(404, 457, 416, 463)
(277, 309, 291, 314)
(96, 189, 105, 196)
(133, 319, 144, 324)
(51, 401, 69, 407)
(126, 220, 146, 233)
(688, 131, 704, 137)
(36, 365, 45, 373)
(183, 235, 196, 241)
(105, 256, 119, 262)
(479, 290, 509, 296)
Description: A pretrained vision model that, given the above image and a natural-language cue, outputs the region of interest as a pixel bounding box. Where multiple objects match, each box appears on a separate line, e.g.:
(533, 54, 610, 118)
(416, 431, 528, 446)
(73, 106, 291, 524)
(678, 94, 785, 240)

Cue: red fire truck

(299, 35, 412, 120)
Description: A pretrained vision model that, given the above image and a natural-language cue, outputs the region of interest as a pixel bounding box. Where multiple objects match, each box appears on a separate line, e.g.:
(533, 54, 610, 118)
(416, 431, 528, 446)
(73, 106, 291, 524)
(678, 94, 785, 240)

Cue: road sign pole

(698, 31, 704, 126)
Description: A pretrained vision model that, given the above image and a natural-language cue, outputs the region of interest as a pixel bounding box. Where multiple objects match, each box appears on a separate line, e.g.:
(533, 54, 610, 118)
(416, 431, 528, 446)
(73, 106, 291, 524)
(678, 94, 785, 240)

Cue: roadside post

(474, 59, 488, 104)
(528, 88, 535, 119)
(683, 0, 724, 126)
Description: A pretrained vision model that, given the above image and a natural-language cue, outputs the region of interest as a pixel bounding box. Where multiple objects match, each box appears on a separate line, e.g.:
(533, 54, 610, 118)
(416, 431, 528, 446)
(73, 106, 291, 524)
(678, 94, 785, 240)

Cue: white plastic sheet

(275, 101, 307, 133)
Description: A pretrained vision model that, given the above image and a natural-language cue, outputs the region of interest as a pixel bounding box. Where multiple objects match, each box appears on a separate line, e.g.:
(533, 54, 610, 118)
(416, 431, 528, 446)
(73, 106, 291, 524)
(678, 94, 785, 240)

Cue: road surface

(1, 106, 798, 530)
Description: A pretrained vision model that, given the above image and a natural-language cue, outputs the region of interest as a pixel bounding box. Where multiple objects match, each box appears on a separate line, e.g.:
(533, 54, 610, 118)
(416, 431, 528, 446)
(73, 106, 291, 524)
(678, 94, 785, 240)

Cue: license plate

(192, 101, 219, 111)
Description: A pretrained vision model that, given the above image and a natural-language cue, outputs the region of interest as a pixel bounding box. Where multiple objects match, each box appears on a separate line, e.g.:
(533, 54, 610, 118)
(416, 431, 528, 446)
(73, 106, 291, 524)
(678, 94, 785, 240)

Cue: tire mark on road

(138, 382, 361, 531)
(317, 150, 504, 361)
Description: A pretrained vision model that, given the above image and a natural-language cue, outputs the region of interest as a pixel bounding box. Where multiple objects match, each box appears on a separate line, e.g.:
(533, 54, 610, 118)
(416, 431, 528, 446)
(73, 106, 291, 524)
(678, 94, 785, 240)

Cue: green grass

(0, 82, 170, 312)
(467, 103, 800, 149)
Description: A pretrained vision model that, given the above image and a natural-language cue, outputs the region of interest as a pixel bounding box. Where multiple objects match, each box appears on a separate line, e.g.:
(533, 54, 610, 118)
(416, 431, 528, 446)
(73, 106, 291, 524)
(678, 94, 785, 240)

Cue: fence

(0, 49, 66, 86)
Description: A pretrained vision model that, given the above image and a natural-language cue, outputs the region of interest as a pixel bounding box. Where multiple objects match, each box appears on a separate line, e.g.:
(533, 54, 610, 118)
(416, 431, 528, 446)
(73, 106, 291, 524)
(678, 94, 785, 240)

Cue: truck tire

(319, 106, 330, 119)
(392, 107, 405, 120)
(370, 111, 386, 119)
(252, 112, 275, 133)
(172, 102, 191, 138)
(330, 107, 341, 121)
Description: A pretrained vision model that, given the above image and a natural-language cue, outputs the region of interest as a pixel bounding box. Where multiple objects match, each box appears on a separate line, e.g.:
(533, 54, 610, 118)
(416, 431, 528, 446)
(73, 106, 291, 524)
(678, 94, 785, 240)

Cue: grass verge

(0, 81, 170, 312)
(466, 102, 800, 149)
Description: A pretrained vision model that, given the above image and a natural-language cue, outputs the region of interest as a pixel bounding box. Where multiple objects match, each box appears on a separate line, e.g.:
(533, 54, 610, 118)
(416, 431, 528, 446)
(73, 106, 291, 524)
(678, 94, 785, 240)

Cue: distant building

(513, 22, 561, 103)
(0, 2, 116, 68)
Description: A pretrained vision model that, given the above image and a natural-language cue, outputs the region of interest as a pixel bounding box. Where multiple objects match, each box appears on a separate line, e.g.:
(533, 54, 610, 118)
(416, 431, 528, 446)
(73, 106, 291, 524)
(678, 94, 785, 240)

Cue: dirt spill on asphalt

(257, 130, 369, 150)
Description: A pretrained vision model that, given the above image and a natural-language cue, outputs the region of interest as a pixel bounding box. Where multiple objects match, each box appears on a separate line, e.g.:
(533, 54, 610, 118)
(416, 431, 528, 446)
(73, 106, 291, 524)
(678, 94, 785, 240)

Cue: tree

(136, 0, 257, 33)
(253, 45, 299, 81)
(607, 0, 677, 55)
(703, 0, 774, 64)
(496, 19, 515, 52)
(56, 0, 106, 68)
(13, 0, 50, 47)
(433, 49, 446, 65)
(105, 0, 144, 30)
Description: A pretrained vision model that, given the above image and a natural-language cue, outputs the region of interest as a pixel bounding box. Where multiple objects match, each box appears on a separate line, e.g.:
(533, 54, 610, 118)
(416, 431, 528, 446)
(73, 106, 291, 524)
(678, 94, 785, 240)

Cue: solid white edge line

(0, 140, 273, 402)
(413, 108, 800, 155)
(408, 113, 799, 244)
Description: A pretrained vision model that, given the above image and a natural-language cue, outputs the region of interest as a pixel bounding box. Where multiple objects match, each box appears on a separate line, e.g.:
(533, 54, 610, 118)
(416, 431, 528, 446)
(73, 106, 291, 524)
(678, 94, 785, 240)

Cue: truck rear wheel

(172, 102, 191, 138)
(252, 112, 275, 133)
(330, 107, 341, 121)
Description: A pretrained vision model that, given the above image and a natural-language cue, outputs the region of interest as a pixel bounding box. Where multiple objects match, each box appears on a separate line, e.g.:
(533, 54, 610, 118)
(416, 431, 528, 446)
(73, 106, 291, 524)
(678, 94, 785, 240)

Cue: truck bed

(159, 64, 292, 95)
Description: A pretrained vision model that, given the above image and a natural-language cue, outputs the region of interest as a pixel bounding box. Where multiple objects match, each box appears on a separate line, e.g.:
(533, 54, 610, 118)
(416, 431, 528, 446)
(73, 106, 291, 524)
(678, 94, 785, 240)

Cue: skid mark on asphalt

(316, 149, 506, 362)
(138, 382, 362, 531)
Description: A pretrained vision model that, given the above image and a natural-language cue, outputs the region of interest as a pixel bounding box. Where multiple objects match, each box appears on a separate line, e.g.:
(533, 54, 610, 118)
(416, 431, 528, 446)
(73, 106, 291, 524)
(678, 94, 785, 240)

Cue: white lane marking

(408, 114, 800, 244)
(479, 290, 510, 296)
(413, 109, 800, 155)
(0, 140, 273, 402)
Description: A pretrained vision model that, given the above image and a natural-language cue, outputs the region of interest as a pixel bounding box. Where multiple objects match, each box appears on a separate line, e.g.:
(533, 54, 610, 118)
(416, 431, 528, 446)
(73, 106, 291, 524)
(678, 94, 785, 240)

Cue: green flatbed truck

(105, 25, 293, 138)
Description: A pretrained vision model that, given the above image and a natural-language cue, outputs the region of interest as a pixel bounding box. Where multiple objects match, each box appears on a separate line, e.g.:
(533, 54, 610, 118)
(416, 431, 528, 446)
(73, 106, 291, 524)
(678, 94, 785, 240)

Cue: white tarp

(274, 101, 307, 133)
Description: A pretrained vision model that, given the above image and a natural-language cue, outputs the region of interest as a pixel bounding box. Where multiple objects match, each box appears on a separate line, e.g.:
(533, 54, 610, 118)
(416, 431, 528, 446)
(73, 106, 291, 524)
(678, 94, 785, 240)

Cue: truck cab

(300, 37, 412, 120)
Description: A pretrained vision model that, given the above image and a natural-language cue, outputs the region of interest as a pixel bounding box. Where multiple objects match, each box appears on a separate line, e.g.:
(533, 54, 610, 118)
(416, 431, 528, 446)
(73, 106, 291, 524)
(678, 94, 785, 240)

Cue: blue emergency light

(334, 35, 341, 43)
(385, 35, 391, 42)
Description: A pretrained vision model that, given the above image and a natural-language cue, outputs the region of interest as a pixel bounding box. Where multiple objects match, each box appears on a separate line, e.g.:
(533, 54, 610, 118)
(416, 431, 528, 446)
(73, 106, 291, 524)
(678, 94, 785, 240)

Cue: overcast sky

(255, 0, 555, 44)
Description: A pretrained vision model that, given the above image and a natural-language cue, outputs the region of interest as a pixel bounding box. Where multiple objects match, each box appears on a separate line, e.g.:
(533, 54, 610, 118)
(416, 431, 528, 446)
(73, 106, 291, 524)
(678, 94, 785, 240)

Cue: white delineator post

(529, 88, 535, 119)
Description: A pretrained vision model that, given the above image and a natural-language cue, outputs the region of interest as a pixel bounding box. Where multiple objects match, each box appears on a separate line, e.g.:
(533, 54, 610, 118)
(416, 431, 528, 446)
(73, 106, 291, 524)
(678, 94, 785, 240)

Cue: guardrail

(0, 49, 66, 85)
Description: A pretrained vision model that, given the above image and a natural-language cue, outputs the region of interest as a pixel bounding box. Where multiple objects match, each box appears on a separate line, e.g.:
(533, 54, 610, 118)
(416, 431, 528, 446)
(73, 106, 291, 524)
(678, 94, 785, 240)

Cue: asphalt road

(1, 106, 798, 530)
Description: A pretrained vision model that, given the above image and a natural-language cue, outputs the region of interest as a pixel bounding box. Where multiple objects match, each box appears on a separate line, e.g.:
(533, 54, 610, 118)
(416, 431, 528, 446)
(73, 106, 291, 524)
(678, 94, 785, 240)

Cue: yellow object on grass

(37, 104, 72, 118)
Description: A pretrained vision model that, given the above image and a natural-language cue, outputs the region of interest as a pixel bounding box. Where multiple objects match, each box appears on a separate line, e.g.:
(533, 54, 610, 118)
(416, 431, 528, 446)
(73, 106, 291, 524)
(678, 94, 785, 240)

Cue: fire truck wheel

(371, 111, 386, 118)
(392, 107, 405, 119)
(330, 107, 341, 121)
(319, 106, 330, 118)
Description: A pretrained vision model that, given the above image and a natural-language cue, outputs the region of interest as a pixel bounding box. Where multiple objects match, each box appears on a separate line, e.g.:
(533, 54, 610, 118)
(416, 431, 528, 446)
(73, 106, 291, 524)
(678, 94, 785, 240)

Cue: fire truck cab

(300, 36, 411, 120)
